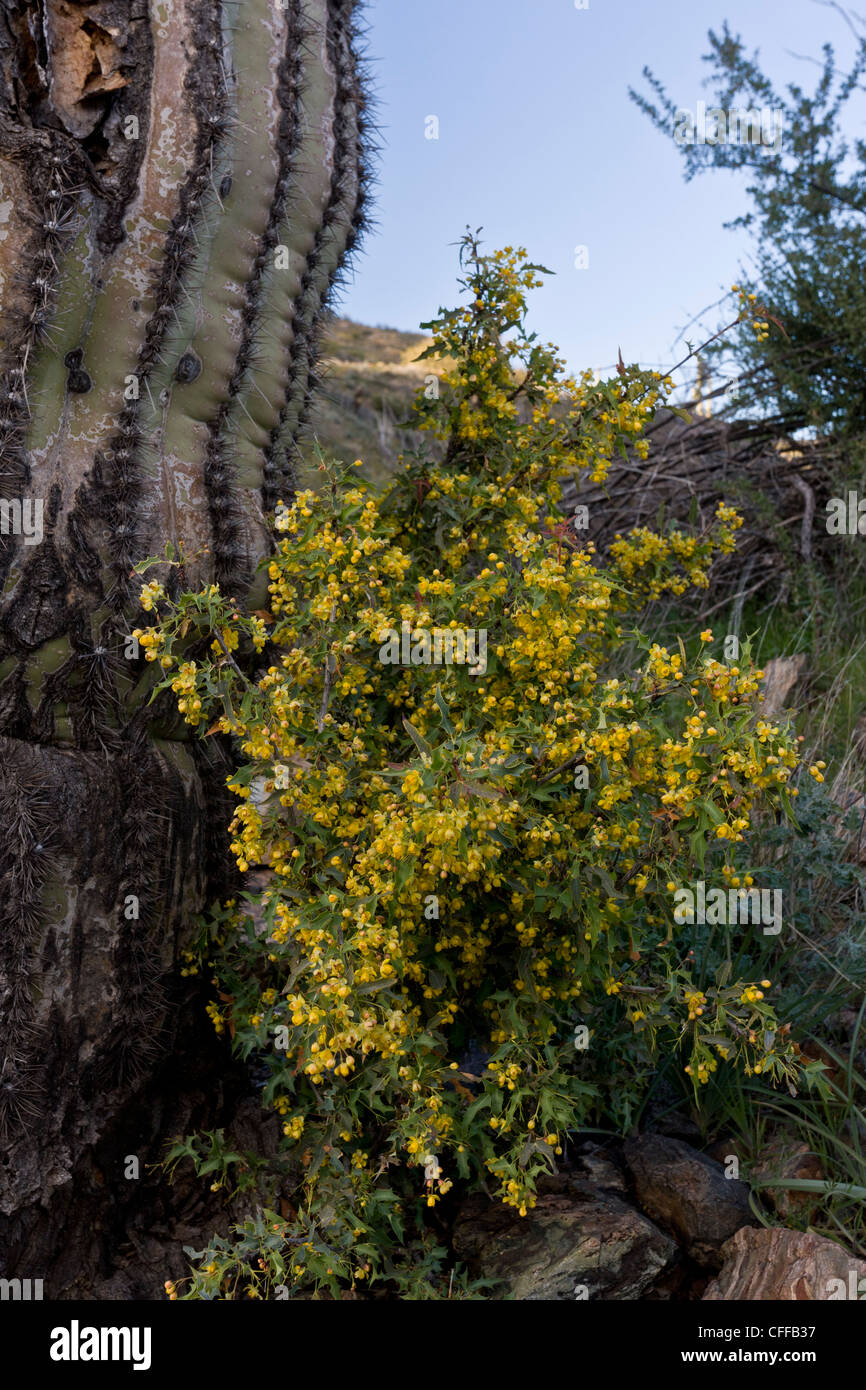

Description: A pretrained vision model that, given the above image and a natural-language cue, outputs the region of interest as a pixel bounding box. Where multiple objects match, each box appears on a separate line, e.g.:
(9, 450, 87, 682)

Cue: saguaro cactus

(0, 0, 367, 1291)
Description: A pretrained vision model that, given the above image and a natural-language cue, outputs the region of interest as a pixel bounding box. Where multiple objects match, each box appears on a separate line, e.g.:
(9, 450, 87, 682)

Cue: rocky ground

(451, 1131, 866, 1301)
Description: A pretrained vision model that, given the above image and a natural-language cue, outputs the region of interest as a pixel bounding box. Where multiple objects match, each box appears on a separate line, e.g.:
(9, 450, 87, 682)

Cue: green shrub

(140, 233, 827, 1299)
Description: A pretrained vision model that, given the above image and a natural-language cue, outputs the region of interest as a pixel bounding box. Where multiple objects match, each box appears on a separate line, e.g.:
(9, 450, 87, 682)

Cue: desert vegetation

(141, 228, 865, 1300)
(1, 0, 865, 1315)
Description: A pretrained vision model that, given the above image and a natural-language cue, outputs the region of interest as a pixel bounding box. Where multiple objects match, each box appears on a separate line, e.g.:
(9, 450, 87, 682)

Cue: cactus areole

(0, 0, 368, 1287)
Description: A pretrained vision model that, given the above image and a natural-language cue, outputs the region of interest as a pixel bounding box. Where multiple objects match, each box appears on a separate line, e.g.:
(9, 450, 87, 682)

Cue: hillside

(300, 316, 447, 484)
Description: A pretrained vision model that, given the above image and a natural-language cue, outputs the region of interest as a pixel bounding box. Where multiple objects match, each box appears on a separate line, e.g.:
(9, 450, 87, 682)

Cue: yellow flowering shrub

(141, 235, 826, 1299)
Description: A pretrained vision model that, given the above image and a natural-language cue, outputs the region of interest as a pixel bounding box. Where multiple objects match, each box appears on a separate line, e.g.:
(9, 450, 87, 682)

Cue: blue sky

(338, 0, 861, 391)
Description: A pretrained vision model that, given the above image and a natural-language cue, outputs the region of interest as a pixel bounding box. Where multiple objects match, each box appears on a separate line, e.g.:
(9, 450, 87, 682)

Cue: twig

(667, 313, 745, 380)
(701, 574, 771, 619)
(729, 554, 757, 639)
(537, 752, 583, 786)
(316, 602, 337, 733)
(790, 474, 815, 563)
(212, 629, 258, 693)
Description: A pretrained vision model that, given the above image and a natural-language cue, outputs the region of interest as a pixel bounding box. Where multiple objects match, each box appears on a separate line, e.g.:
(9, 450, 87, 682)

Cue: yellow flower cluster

(139, 580, 165, 612)
(732, 284, 771, 344)
(609, 504, 742, 601)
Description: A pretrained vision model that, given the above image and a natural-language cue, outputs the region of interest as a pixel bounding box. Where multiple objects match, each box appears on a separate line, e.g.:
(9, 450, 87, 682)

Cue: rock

(452, 1180, 676, 1300)
(571, 1143, 628, 1195)
(750, 1138, 824, 1221)
(704, 1227, 866, 1300)
(759, 654, 805, 718)
(704, 1136, 741, 1167)
(623, 1133, 756, 1267)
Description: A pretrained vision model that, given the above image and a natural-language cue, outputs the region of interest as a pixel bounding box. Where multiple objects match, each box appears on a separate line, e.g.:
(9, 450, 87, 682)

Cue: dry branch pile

(562, 407, 846, 612)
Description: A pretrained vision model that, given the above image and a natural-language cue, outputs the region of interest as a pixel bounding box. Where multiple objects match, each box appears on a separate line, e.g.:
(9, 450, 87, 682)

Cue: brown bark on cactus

(0, 0, 368, 1294)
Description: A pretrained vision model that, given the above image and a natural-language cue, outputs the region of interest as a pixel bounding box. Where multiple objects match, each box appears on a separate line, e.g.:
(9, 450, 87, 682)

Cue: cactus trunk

(0, 0, 367, 1293)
